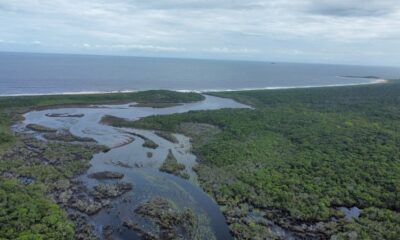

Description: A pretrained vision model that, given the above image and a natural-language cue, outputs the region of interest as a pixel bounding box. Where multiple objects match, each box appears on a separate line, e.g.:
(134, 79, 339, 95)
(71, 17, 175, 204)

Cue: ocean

(0, 52, 399, 96)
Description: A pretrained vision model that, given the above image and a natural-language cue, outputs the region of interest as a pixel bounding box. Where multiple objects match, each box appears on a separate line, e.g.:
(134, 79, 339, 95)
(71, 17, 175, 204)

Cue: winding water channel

(19, 95, 251, 239)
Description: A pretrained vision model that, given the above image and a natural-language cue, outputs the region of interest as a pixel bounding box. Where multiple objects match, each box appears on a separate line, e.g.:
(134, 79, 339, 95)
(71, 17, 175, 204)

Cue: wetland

(7, 93, 248, 239)
(1, 83, 399, 239)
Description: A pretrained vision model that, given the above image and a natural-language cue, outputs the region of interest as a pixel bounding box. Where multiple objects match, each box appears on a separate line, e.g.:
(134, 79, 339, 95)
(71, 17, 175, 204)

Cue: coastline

(0, 78, 389, 97)
(2, 78, 399, 239)
(197, 78, 389, 93)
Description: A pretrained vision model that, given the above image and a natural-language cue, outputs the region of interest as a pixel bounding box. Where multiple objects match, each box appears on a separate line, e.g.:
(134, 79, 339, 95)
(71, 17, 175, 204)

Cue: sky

(0, 0, 399, 66)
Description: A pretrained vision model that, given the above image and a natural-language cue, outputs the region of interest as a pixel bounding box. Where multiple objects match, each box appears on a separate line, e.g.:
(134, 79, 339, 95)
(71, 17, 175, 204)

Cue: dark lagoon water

(1, 52, 400, 96)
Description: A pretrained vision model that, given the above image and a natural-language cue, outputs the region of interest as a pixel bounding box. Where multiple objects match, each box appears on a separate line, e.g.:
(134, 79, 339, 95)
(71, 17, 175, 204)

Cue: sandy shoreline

(195, 78, 389, 93)
(0, 78, 389, 97)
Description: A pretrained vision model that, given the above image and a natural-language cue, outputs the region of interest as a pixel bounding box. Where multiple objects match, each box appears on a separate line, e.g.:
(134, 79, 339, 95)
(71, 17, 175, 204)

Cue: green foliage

(0, 89, 205, 239)
(0, 90, 204, 109)
(341, 208, 400, 240)
(154, 131, 179, 143)
(142, 139, 159, 149)
(1, 83, 399, 238)
(0, 179, 74, 240)
(0, 112, 14, 150)
(126, 81, 400, 238)
(0, 89, 202, 152)
(160, 150, 188, 179)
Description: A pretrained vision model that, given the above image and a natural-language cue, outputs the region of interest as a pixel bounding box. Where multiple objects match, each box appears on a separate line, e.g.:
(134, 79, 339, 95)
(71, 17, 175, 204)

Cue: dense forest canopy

(122, 81, 400, 239)
(0, 83, 399, 239)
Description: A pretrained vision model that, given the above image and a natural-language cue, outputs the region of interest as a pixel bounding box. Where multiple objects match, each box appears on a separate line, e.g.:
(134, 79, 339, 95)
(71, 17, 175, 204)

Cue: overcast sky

(0, 0, 399, 66)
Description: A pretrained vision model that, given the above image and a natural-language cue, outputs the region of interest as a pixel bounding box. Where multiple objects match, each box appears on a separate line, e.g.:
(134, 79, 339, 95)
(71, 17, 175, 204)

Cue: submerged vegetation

(132, 197, 197, 239)
(26, 123, 57, 132)
(0, 135, 104, 239)
(142, 139, 159, 149)
(154, 130, 179, 143)
(1, 82, 399, 239)
(0, 90, 204, 239)
(118, 81, 400, 239)
(160, 150, 189, 179)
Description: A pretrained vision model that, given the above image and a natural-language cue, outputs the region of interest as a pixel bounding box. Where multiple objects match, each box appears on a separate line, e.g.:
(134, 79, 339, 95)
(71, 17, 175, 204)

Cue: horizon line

(0, 50, 399, 69)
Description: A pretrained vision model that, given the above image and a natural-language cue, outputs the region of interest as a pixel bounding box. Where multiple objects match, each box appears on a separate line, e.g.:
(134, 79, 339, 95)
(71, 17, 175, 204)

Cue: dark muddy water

(20, 95, 250, 239)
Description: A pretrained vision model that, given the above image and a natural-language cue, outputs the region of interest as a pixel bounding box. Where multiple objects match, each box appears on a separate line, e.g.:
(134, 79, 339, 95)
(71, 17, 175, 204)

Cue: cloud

(306, 0, 398, 17)
(0, 0, 399, 65)
(111, 44, 186, 52)
(80, 43, 186, 52)
(204, 47, 259, 54)
(133, 0, 267, 10)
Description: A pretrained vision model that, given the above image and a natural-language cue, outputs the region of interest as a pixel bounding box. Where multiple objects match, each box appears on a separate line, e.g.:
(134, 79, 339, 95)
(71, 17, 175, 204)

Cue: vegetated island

(0, 81, 399, 240)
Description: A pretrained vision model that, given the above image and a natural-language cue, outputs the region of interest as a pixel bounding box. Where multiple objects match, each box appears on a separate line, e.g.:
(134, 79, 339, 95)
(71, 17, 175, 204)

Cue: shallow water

(20, 95, 250, 239)
(339, 207, 362, 220)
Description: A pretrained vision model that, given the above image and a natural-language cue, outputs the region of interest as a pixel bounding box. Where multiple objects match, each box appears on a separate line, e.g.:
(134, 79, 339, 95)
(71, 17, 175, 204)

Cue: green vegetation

(0, 90, 204, 149)
(1, 83, 399, 239)
(154, 130, 179, 143)
(0, 179, 74, 240)
(100, 115, 127, 126)
(0, 90, 204, 110)
(0, 90, 203, 239)
(117, 81, 400, 239)
(0, 135, 105, 239)
(0, 112, 14, 152)
(142, 139, 159, 149)
(133, 197, 197, 239)
(160, 150, 189, 179)
(342, 207, 400, 240)
(42, 131, 95, 142)
(131, 102, 182, 108)
(26, 123, 57, 132)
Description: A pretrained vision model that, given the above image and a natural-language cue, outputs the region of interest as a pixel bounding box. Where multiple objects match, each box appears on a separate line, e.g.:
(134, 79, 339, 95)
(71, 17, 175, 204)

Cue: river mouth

(17, 95, 250, 239)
